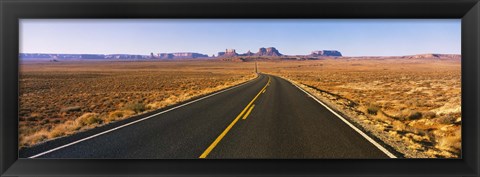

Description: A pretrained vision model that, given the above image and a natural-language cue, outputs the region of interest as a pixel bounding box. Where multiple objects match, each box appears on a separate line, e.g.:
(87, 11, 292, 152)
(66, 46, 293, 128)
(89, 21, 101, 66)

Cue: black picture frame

(1, 0, 479, 176)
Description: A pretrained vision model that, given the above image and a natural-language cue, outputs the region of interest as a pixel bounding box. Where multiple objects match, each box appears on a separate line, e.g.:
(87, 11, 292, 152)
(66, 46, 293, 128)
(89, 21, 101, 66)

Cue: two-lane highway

(204, 75, 392, 158)
(20, 74, 394, 159)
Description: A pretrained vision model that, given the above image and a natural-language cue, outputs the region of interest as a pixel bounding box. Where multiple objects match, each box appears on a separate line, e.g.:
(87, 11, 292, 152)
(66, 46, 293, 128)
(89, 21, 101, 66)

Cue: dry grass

(262, 58, 461, 158)
(19, 60, 256, 148)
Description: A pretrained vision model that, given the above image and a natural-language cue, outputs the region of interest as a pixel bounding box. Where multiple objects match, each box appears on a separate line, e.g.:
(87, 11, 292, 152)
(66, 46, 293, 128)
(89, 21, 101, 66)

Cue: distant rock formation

(255, 47, 282, 56)
(338, 54, 461, 60)
(217, 47, 283, 57)
(155, 52, 209, 59)
(405, 54, 461, 59)
(157, 53, 174, 59)
(244, 50, 254, 56)
(19, 53, 150, 60)
(19, 52, 212, 60)
(105, 54, 150, 59)
(218, 49, 238, 57)
(310, 50, 342, 57)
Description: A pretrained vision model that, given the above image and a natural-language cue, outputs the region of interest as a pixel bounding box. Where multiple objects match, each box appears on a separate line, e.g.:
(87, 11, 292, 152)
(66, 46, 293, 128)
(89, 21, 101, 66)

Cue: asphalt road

(20, 74, 393, 159)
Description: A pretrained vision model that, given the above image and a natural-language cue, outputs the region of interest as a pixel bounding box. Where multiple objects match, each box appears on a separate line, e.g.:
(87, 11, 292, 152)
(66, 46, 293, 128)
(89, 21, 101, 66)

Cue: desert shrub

(406, 111, 423, 120)
(75, 113, 102, 126)
(49, 127, 66, 138)
(124, 102, 146, 113)
(435, 114, 457, 124)
(109, 111, 124, 119)
(436, 129, 461, 154)
(367, 106, 380, 115)
(424, 111, 437, 119)
(391, 120, 407, 131)
(48, 120, 79, 138)
(108, 110, 135, 121)
(146, 102, 163, 110)
(396, 110, 422, 121)
(26, 116, 38, 121)
(346, 101, 358, 108)
(40, 119, 50, 125)
(20, 130, 49, 147)
(60, 106, 81, 113)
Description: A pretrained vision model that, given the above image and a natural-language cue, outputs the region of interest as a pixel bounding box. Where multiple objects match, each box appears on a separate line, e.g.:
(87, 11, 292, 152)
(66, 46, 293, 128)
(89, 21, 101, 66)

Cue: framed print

(1, 0, 479, 176)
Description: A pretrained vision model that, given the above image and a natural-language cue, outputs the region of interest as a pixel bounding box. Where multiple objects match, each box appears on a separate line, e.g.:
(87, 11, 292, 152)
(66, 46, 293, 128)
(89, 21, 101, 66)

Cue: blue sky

(20, 19, 460, 56)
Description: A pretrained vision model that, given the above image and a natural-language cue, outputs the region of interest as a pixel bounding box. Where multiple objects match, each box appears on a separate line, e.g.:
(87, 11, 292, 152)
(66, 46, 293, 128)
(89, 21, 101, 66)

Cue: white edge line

(29, 75, 261, 158)
(290, 81, 397, 158)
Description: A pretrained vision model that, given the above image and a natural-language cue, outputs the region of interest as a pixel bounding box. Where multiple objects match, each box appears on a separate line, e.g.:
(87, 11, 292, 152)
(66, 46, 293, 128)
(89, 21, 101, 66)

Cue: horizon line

(19, 52, 462, 57)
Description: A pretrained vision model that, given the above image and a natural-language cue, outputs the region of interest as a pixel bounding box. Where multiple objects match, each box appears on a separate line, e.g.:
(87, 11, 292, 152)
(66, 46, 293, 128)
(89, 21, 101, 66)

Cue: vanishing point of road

(20, 74, 396, 159)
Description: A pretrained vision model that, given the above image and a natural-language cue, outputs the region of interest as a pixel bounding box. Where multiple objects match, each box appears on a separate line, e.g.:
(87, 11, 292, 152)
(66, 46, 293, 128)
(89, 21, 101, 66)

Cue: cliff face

(255, 47, 282, 56)
(310, 50, 342, 57)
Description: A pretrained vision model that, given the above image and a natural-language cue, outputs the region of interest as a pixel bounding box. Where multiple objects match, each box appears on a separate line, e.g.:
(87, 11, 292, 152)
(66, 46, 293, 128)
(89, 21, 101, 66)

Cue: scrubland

(19, 60, 256, 148)
(262, 58, 461, 158)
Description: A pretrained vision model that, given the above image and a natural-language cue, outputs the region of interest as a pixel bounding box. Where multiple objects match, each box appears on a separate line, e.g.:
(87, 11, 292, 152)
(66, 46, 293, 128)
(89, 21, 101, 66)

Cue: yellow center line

(199, 76, 270, 158)
(242, 104, 255, 120)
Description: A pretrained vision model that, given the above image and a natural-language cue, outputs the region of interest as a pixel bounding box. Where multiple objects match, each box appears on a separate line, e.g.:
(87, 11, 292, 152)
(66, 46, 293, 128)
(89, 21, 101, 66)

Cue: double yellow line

(199, 76, 271, 158)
